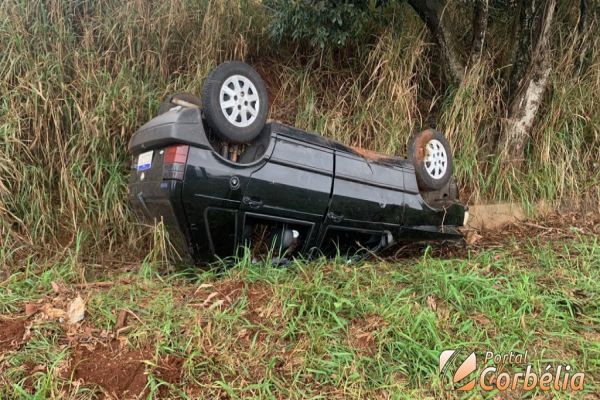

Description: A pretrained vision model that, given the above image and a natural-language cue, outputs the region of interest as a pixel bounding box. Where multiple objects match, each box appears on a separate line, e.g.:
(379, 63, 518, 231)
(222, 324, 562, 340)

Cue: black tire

(202, 61, 269, 143)
(158, 92, 201, 115)
(408, 129, 453, 191)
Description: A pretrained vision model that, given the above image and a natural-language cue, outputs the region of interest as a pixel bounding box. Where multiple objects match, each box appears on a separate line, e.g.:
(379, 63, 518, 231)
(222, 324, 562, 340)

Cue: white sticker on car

(137, 151, 153, 171)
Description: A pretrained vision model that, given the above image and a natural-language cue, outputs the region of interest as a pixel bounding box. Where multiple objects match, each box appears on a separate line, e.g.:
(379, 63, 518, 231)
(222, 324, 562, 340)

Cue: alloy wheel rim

(424, 139, 448, 179)
(219, 75, 260, 127)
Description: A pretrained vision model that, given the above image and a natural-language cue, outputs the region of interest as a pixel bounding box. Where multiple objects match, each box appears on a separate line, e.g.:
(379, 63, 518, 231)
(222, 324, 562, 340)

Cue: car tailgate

(128, 145, 192, 260)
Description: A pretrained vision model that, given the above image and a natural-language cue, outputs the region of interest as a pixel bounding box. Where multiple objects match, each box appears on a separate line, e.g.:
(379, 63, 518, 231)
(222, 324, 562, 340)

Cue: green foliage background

(0, 0, 598, 261)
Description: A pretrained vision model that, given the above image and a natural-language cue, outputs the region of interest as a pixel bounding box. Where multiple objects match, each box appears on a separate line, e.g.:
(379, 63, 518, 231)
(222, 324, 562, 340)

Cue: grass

(1, 230, 598, 399)
(0, 0, 599, 258)
(0, 1, 599, 397)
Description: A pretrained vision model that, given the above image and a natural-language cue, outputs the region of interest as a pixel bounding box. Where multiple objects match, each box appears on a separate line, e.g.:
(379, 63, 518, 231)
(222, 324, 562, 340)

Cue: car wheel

(408, 129, 453, 191)
(158, 92, 201, 115)
(202, 61, 269, 144)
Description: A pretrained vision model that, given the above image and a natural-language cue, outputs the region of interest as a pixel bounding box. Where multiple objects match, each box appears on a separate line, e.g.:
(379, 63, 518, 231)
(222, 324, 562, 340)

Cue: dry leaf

(472, 314, 491, 325)
(209, 299, 225, 310)
(465, 231, 483, 245)
(31, 365, 46, 373)
(115, 310, 128, 330)
(193, 283, 214, 296)
(67, 296, 85, 324)
(426, 295, 437, 311)
(51, 281, 61, 293)
(202, 292, 220, 307)
(42, 303, 66, 319)
(25, 303, 41, 316)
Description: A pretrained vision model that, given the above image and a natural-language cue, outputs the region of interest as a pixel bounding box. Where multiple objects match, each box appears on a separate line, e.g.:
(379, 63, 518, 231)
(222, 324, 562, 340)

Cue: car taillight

(163, 145, 189, 180)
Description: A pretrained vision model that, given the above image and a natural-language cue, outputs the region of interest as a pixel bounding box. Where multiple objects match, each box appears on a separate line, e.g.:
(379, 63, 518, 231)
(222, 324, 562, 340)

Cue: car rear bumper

(129, 108, 211, 154)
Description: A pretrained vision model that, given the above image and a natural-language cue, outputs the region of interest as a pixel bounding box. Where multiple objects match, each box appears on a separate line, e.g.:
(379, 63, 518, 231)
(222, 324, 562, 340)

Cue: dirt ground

(1, 211, 598, 398)
(0, 318, 26, 354)
(66, 345, 183, 398)
(70, 344, 150, 398)
(346, 314, 387, 356)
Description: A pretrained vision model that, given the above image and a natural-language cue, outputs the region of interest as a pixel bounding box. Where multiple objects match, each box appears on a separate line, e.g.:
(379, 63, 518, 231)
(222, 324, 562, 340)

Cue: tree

(266, 0, 564, 165)
(266, 0, 469, 83)
(468, 0, 489, 66)
(266, 0, 375, 49)
(404, 0, 465, 82)
(497, 0, 557, 164)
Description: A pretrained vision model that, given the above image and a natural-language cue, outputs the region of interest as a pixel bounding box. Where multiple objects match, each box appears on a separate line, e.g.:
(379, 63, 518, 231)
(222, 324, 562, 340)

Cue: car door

(326, 151, 405, 231)
(314, 151, 405, 255)
(241, 133, 334, 241)
(181, 145, 273, 259)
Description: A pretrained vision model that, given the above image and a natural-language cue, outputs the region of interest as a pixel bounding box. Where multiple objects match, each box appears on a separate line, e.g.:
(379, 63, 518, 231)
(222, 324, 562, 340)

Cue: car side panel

(242, 134, 334, 223)
(327, 152, 405, 231)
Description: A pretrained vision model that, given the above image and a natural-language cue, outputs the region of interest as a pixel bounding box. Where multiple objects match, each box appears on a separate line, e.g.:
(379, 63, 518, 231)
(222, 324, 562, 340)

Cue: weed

(1, 232, 598, 398)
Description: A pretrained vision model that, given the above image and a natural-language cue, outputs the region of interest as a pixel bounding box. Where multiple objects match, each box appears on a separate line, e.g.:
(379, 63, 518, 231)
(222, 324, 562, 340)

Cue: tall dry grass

(0, 0, 598, 265)
(0, 0, 266, 263)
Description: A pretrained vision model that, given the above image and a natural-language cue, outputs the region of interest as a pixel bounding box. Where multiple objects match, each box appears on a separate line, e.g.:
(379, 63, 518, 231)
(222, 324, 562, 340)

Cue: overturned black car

(128, 62, 466, 263)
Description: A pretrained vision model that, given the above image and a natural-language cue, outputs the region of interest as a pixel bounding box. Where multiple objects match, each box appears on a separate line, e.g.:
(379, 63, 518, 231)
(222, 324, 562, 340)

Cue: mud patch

(0, 318, 26, 354)
(347, 315, 386, 355)
(70, 342, 151, 398)
(155, 355, 184, 384)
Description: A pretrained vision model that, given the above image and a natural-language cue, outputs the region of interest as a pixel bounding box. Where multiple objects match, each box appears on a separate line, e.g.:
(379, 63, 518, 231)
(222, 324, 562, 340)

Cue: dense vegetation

(0, 0, 598, 261)
(0, 2, 598, 398)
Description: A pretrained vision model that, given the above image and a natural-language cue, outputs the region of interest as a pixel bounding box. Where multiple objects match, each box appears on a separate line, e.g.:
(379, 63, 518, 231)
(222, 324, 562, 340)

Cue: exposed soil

(190, 279, 276, 323)
(347, 314, 386, 355)
(466, 203, 527, 231)
(191, 278, 245, 308)
(0, 318, 26, 354)
(477, 210, 600, 243)
(192, 280, 284, 384)
(11, 339, 187, 399)
(155, 355, 184, 396)
(70, 342, 151, 399)
(155, 355, 184, 384)
(244, 282, 277, 325)
(4, 211, 598, 397)
(276, 335, 309, 377)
